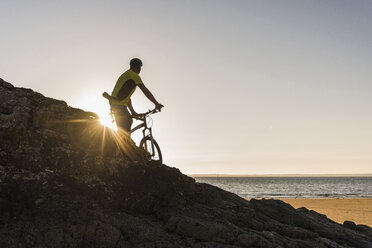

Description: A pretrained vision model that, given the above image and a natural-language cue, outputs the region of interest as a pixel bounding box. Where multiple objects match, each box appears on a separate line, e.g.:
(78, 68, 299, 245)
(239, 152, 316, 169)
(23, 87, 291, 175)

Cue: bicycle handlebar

(130, 109, 159, 120)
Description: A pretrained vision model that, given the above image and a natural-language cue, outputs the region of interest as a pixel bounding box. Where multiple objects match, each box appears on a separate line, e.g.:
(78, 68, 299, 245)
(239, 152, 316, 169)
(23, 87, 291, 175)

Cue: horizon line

(189, 173, 372, 177)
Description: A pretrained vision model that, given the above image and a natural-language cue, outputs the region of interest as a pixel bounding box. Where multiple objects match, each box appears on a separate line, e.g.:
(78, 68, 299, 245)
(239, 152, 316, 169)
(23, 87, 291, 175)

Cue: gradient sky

(1, 0, 371, 174)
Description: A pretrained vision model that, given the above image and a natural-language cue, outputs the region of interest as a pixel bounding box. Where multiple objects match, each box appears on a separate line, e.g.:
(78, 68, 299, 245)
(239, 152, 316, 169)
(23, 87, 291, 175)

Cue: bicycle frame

(103, 92, 160, 159)
(129, 114, 157, 157)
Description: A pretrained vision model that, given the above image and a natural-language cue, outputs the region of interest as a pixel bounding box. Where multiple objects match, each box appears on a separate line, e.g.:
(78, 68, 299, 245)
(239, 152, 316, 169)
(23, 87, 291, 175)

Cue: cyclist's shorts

(112, 105, 132, 132)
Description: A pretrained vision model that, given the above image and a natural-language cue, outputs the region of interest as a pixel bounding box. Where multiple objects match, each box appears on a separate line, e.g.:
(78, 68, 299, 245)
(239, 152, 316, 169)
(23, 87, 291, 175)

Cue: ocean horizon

(190, 174, 372, 177)
(193, 176, 372, 199)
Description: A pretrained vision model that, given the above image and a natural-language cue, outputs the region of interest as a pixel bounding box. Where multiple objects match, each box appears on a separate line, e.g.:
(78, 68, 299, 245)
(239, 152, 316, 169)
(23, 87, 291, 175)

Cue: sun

(99, 113, 117, 131)
(74, 91, 117, 130)
(99, 113, 112, 127)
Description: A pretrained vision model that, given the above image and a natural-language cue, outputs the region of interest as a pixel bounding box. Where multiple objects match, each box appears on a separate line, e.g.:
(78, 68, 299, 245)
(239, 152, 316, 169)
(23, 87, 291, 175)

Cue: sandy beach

(279, 198, 372, 227)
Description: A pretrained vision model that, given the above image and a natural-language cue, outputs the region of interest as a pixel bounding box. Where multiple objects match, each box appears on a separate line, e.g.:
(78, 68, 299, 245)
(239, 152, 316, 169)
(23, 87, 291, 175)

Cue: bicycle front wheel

(139, 136, 162, 164)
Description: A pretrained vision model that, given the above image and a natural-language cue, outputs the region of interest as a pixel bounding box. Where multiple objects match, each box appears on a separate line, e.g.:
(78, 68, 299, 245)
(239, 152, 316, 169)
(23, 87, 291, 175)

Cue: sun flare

(75, 92, 118, 131)
(99, 113, 117, 131)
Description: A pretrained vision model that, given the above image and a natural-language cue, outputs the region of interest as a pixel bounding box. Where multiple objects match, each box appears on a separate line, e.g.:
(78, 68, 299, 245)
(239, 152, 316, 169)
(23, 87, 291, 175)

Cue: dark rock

(344, 220, 357, 230)
(1, 79, 372, 247)
(237, 232, 272, 247)
(0, 78, 15, 90)
(357, 224, 372, 238)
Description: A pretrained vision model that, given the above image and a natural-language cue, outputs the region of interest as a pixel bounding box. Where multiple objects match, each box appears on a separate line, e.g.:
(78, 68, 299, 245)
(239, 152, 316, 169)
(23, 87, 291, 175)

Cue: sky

(1, 0, 371, 174)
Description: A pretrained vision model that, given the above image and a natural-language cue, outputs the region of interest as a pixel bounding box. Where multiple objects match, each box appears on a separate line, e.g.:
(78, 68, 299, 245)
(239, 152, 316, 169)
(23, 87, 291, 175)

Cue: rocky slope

(0, 78, 371, 248)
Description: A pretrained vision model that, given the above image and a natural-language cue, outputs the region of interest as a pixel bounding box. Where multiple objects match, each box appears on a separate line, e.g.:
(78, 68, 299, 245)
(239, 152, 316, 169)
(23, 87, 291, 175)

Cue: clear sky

(1, 0, 371, 174)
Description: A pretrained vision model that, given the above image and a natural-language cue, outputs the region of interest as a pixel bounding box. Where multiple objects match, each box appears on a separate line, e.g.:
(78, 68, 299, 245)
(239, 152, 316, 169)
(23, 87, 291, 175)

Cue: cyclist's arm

(138, 84, 164, 110)
(127, 99, 138, 116)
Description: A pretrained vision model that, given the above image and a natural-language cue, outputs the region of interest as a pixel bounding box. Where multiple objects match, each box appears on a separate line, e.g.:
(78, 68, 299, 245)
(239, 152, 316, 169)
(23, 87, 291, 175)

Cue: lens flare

(98, 113, 117, 131)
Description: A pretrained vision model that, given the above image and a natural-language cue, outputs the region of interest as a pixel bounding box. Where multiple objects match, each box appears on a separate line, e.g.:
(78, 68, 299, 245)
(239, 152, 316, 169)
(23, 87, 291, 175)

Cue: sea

(194, 176, 372, 198)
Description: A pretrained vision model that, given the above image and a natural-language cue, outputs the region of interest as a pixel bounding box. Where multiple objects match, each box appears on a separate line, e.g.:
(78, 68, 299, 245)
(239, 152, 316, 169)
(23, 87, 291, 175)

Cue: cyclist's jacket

(111, 69, 143, 106)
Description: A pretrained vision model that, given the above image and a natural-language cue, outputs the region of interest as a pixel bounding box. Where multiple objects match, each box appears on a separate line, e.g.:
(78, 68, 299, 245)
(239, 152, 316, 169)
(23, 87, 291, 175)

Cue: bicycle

(102, 92, 163, 164)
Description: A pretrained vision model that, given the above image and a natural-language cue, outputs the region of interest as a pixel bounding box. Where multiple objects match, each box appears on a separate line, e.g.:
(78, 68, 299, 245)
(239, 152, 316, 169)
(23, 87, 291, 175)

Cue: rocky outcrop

(0, 78, 372, 247)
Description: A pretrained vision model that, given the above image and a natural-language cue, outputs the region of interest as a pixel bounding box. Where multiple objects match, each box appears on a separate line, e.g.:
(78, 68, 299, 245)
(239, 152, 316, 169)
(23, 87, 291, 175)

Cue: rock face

(0, 78, 371, 248)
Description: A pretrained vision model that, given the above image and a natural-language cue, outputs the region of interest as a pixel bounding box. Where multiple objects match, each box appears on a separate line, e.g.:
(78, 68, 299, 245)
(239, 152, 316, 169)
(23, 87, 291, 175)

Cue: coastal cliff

(0, 78, 371, 247)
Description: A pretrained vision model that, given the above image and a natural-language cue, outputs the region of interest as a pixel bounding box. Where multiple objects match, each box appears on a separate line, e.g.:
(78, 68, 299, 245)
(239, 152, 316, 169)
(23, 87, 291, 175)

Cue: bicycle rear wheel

(139, 136, 162, 164)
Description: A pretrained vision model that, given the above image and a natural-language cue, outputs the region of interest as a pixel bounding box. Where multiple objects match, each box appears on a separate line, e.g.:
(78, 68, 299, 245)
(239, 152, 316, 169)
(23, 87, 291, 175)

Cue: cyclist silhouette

(107, 58, 164, 134)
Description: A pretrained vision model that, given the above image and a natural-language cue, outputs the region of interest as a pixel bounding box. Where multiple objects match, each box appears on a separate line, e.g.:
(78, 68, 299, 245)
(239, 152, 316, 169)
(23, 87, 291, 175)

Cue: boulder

(1, 78, 372, 247)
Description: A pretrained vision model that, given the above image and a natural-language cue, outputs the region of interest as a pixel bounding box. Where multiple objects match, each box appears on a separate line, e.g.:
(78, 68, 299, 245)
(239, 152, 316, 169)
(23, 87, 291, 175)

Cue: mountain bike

(102, 92, 162, 164)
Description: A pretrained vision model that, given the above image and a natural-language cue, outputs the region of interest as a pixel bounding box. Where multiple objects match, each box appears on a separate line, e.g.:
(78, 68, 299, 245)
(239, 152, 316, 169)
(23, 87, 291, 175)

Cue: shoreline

(269, 198, 372, 227)
(191, 174, 372, 177)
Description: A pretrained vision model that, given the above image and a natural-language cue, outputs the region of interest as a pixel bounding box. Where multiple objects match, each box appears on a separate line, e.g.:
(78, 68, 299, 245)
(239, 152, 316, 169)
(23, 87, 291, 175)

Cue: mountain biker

(108, 58, 164, 134)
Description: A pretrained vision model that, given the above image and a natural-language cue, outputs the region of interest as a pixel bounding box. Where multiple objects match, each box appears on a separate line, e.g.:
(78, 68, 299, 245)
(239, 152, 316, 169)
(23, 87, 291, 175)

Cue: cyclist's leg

(111, 105, 141, 160)
(120, 107, 133, 133)
(112, 105, 132, 133)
